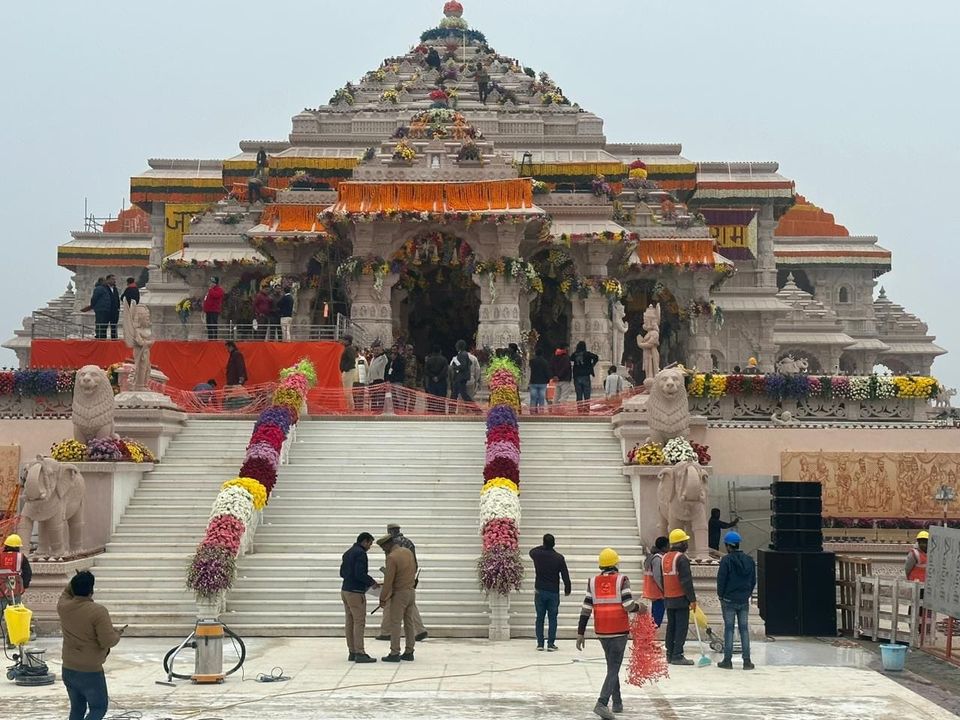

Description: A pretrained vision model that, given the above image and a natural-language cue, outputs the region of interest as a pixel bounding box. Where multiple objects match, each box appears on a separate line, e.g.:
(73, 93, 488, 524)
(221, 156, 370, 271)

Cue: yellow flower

(688, 374, 705, 397)
(481, 478, 519, 495)
(708, 374, 726, 398)
(223, 477, 268, 510)
(51, 439, 86, 462)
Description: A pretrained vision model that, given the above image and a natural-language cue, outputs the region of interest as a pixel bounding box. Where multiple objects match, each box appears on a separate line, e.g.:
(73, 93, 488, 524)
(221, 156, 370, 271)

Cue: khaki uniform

(381, 546, 418, 655)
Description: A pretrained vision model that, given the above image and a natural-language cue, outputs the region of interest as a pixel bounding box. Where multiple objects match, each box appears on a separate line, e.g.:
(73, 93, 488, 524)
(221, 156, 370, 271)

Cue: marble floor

(0, 636, 954, 719)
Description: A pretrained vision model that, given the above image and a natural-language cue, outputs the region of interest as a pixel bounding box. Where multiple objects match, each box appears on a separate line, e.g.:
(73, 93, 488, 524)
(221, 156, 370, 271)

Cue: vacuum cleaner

(160, 616, 246, 685)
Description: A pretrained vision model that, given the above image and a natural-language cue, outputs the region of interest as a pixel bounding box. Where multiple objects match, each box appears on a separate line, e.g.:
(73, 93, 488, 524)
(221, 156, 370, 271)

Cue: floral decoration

(690, 442, 711, 466)
(51, 439, 86, 462)
(186, 545, 237, 600)
(392, 140, 417, 162)
(222, 477, 268, 512)
(627, 442, 665, 466)
(663, 437, 696, 464)
(686, 372, 940, 402)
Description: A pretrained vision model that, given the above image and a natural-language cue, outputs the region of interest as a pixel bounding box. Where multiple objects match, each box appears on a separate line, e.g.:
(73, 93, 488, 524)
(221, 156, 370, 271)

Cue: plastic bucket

(880, 643, 907, 671)
(3, 603, 32, 646)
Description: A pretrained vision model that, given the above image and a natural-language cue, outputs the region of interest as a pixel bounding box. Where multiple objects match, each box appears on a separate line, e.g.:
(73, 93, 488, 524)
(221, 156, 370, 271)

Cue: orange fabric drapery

(258, 205, 326, 232)
(633, 240, 717, 266)
(30, 340, 344, 393)
(335, 179, 533, 213)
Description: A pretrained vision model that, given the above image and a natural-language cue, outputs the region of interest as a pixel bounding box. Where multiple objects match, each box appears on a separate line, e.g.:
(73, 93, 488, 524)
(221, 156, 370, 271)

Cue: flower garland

(49, 437, 156, 463)
(477, 357, 524, 595)
(186, 359, 316, 600)
(474, 256, 543, 300)
(0, 368, 76, 397)
(686, 372, 940, 401)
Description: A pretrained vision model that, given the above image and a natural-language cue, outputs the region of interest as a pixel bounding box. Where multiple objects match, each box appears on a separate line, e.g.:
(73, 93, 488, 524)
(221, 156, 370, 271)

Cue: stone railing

(0, 392, 73, 418)
(689, 394, 930, 423)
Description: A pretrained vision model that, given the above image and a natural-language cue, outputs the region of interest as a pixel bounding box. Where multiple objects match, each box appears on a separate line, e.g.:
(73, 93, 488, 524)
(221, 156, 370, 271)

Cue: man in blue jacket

(88, 279, 113, 339)
(339, 532, 380, 663)
(716, 531, 755, 669)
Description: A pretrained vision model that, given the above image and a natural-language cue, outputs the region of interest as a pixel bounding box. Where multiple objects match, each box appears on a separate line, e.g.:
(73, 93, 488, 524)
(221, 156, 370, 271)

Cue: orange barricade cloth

(335, 179, 532, 214)
(258, 205, 327, 232)
(30, 339, 343, 393)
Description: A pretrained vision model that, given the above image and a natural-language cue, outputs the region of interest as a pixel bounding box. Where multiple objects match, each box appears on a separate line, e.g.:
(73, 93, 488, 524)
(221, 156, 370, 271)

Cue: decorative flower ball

(444, 1, 464, 17)
(663, 437, 696, 464)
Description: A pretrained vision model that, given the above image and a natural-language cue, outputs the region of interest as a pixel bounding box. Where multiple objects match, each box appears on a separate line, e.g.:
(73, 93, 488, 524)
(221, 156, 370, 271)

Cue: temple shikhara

(6, 2, 944, 379)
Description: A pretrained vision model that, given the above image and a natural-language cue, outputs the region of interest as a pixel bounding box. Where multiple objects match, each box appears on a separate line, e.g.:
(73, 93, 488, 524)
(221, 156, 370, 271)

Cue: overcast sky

(3, 0, 958, 386)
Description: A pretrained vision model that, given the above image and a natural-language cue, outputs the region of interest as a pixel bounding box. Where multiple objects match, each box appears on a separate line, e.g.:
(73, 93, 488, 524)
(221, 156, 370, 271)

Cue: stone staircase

(224, 419, 489, 637)
(511, 420, 641, 640)
(90, 416, 636, 639)
(90, 418, 254, 636)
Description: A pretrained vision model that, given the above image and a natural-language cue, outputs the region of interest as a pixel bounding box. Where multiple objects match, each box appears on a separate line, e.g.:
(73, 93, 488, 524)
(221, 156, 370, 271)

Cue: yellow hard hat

(3, 534, 22, 548)
(917, 530, 930, 540)
(669, 529, 691, 545)
(747, 357, 758, 367)
(598, 547, 620, 568)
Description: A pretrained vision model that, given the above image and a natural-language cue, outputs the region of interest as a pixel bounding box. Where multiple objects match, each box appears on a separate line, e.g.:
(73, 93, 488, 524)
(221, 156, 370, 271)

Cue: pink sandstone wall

(705, 426, 960, 476)
(0, 419, 73, 462)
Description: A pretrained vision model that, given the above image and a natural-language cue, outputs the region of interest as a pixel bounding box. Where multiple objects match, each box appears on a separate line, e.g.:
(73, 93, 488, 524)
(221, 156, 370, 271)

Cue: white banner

(925, 526, 960, 617)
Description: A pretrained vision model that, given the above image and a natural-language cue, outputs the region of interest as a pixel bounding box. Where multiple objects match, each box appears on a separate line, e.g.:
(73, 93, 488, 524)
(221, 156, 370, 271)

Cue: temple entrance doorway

(391, 231, 480, 359)
(622, 279, 686, 384)
(528, 247, 573, 355)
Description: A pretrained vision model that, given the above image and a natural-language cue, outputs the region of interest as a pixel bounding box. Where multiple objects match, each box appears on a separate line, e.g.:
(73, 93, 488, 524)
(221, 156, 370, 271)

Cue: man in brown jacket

(377, 534, 418, 662)
(57, 571, 123, 720)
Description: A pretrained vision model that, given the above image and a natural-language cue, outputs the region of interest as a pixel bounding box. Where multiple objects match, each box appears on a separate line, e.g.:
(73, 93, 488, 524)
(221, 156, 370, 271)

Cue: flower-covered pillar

(571, 243, 615, 387)
(686, 273, 714, 372)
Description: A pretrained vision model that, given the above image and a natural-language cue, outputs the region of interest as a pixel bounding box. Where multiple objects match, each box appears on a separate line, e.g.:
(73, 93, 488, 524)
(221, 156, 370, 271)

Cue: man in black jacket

(571, 340, 599, 406)
(529, 533, 571, 651)
(225, 342, 247, 386)
(716, 531, 756, 669)
(423, 346, 448, 413)
(88, 279, 112, 339)
(105, 275, 121, 340)
(340, 532, 379, 663)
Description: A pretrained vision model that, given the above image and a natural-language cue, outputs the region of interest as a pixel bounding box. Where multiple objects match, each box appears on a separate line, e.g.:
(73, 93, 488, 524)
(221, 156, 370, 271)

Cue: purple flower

(186, 544, 237, 599)
(476, 545, 524, 595)
(254, 406, 293, 435)
(486, 405, 518, 431)
(86, 437, 122, 462)
(764, 373, 786, 399)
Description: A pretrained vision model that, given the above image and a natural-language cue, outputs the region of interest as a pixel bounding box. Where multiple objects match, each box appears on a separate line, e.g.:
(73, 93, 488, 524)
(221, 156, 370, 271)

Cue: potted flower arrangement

(392, 140, 416, 163)
(380, 88, 399, 104)
(457, 141, 482, 163)
(429, 89, 450, 108)
(175, 298, 193, 324)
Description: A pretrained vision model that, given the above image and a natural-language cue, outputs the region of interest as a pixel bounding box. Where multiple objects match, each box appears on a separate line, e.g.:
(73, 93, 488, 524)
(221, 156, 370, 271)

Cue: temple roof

(873, 288, 946, 357)
(58, 232, 151, 269)
(775, 194, 848, 236)
(691, 162, 795, 206)
(774, 274, 855, 348)
(774, 235, 891, 274)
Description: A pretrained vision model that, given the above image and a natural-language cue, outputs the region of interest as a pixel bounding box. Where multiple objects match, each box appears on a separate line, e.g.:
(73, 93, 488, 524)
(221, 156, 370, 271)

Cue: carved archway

(527, 246, 574, 354)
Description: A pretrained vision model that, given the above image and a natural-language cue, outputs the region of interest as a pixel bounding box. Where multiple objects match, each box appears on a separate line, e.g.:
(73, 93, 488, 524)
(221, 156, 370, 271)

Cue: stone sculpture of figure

(17, 456, 85, 559)
(611, 300, 628, 367)
(935, 387, 956, 409)
(122, 301, 154, 391)
(657, 460, 709, 554)
(72, 365, 116, 443)
(775, 355, 808, 375)
(645, 366, 691, 445)
(637, 303, 661, 385)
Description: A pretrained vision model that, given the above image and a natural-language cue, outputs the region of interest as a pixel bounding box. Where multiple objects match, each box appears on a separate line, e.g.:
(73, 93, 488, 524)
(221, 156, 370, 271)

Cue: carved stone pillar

(756, 203, 778, 289)
(347, 273, 399, 347)
(475, 274, 522, 350)
(758, 314, 777, 373)
(687, 274, 713, 372)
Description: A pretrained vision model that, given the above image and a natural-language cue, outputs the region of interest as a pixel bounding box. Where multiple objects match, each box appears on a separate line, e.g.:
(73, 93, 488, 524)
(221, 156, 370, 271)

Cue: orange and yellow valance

(131, 177, 227, 208)
(334, 179, 533, 214)
(630, 240, 720, 267)
(645, 162, 697, 191)
(257, 204, 327, 233)
(57, 245, 151, 268)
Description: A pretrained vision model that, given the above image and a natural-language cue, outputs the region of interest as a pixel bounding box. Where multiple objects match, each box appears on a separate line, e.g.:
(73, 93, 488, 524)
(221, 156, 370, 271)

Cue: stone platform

(0, 637, 954, 719)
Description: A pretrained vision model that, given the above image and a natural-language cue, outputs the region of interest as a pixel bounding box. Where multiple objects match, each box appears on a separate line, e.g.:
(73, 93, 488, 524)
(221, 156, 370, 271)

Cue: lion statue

(646, 366, 691, 444)
(72, 364, 116, 443)
(17, 456, 86, 559)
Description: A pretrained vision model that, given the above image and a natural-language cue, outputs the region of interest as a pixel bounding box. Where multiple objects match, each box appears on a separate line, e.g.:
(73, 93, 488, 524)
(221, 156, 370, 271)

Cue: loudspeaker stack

(757, 480, 837, 636)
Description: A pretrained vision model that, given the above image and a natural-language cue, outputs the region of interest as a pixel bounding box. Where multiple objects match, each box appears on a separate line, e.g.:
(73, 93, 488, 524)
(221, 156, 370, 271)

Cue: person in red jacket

(576, 547, 646, 720)
(202, 277, 225, 340)
(252, 287, 273, 340)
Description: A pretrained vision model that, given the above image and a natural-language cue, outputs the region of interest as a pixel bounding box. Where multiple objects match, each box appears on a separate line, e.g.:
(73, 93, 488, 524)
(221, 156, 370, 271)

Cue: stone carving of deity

(636, 302, 661, 384)
(122, 301, 154, 391)
(611, 300, 628, 366)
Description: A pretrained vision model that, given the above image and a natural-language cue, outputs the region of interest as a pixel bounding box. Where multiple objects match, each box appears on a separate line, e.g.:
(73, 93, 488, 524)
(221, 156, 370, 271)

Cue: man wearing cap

(339, 532, 379, 663)
(377, 533, 418, 662)
(377, 523, 427, 642)
(905, 530, 929, 583)
(576, 547, 646, 720)
(0, 534, 32, 648)
(716, 530, 755, 670)
(662, 528, 697, 665)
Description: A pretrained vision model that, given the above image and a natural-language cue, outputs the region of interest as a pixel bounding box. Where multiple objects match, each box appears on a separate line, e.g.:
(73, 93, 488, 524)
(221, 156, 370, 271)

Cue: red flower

(203, 514, 245, 555)
(249, 424, 285, 451)
(239, 457, 278, 495)
(486, 425, 520, 447)
(483, 457, 519, 483)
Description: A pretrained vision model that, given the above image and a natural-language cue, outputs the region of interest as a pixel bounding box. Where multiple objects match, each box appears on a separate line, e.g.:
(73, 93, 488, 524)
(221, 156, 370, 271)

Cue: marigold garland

(481, 477, 519, 495)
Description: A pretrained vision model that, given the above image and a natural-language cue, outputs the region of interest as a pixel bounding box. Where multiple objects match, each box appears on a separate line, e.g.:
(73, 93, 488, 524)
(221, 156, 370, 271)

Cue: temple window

(838, 286, 851, 304)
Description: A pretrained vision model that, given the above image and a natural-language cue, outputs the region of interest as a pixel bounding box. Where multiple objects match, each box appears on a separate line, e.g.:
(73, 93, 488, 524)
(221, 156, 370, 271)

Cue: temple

(6, 2, 945, 378)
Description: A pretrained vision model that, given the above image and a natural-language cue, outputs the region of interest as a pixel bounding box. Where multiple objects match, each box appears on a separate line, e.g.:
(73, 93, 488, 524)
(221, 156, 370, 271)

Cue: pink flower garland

(245, 441, 280, 467)
(249, 424, 285, 451)
(203, 514, 246, 555)
(481, 518, 519, 551)
(485, 440, 520, 466)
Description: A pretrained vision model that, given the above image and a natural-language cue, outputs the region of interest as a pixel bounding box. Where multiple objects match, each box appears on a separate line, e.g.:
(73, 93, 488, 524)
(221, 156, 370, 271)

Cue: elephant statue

(17, 456, 86, 559)
(657, 460, 709, 555)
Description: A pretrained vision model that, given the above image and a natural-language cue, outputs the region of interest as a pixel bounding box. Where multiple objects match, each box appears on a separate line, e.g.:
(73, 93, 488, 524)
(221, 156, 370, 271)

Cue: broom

(692, 610, 712, 667)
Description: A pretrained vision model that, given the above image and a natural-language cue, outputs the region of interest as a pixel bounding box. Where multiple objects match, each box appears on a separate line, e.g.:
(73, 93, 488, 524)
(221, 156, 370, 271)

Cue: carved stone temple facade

(6, 3, 945, 381)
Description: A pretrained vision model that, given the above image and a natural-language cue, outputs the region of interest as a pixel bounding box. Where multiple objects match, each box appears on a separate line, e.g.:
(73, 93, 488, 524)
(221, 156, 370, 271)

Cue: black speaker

(771, 514, 822, 530)
(770, 529, 824, 551)
(770, 481, 822, 498)
(757, 549, 837, 636)
(770, 497, 823, 514)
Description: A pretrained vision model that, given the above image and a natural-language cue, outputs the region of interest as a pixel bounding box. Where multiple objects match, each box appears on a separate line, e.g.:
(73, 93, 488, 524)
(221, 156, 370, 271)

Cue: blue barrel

(880, 643, 907, 671)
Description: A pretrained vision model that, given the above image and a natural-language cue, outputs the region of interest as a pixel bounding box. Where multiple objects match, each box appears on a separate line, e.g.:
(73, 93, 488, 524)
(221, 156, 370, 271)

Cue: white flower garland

(479, 486, 521, 525)
(210, 485, 255, 525)
(664, 437, 696, 464)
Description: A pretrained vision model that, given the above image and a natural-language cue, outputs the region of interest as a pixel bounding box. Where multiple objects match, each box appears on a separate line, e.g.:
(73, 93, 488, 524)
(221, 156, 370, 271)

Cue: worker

(662, 528, 697, 665)
(905, 530, 929, 582)
(377, 534, 418, 662)
(0, 534, 32, 648)
(708, 508, 739, 553)
(376, 523, 428, 643)
(576, 547, 646, 720)
(642, 536, 669, 628)
(716, 531, 756, 670)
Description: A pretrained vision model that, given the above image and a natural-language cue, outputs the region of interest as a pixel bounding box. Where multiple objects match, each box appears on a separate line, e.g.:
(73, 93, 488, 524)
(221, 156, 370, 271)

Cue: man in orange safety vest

(642, 535, 669, 628)
(905, 530, 929, 583)
(662, 528, 697, 666)
(576, 547, 646, 720)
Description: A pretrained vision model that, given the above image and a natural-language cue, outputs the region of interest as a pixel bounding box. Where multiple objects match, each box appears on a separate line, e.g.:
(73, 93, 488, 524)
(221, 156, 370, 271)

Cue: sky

(3, 0, 958, 386)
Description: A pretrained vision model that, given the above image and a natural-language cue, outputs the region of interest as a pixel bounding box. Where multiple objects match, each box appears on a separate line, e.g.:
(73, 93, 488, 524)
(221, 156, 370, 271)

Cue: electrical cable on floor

(255, 666, 290, 683)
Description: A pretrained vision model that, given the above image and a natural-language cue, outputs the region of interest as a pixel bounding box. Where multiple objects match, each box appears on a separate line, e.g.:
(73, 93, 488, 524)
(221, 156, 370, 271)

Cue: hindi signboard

(925, 526, 960, 617)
